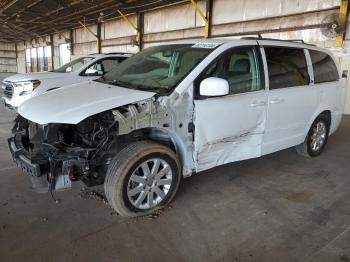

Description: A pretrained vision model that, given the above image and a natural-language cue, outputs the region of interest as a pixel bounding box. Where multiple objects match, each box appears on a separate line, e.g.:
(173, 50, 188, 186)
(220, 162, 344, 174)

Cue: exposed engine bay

(8, 96, 193, 193)
(10, 111, 121, 192)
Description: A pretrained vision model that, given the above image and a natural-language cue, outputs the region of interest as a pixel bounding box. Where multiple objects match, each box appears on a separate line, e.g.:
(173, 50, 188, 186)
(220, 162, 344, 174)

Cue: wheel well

(320, 110, 331, 128)
(123, 128, 177, 154)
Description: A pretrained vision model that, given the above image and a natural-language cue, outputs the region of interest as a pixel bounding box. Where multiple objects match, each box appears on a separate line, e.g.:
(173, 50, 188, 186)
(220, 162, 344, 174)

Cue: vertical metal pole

(50, 34, 54, 70)
(36, 47, 39, 72)
(137, 12, 144, 51)
(206, 0, 213, 38)
(97, 22, 102, 54)
(70, 29, 74, 56)
(336, 0, 349, 47)
(190, 0, 209, 38)
(15, 42, 18, 73)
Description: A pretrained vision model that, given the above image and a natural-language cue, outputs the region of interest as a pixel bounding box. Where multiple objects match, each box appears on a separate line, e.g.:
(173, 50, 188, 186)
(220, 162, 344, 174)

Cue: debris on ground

(110, 211, 119, 216)
(131, 206, 170, 222)
(79, 188, 108, 205)
(79, 188, 172, 219)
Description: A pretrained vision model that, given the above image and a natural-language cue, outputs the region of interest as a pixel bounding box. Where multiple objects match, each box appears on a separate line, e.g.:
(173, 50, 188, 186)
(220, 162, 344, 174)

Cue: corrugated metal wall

(14, 0, 344, 73)
(0, 42, 17, 73)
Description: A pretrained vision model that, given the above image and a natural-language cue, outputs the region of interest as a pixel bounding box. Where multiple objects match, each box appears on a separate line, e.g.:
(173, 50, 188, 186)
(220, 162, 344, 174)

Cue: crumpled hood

(18, 80, 156, 125)
(3, 72, 70, 82)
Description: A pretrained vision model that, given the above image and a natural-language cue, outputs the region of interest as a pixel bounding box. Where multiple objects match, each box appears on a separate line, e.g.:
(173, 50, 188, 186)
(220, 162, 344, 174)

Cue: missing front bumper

(8, 137, 42, 177)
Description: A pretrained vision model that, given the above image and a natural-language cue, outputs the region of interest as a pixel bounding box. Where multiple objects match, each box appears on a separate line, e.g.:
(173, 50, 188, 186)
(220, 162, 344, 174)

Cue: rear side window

(309, 50, 339, 83)
(265, 47, 309, 90)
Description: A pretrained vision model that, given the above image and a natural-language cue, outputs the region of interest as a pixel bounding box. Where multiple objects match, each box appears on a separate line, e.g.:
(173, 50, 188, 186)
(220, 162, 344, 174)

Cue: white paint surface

(18, 80, 155, 125)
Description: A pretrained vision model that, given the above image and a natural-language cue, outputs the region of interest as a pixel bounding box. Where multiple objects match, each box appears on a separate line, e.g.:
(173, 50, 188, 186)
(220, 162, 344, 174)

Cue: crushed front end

(8, 112, 118, 192)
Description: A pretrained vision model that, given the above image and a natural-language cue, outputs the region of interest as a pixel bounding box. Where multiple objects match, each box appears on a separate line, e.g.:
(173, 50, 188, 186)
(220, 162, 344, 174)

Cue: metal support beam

(97, 22, 102, 54)
(78, 21, 101, 53)
(50, 34, 54, 70)
(190, 0, 209, 38)
(54, 29, 71, 44)
(69, 29, 74, 56)
(78, 21, 98, 38)
(336, 0, 349, 47)
(137, 12, 144, 51)
(117, 9, 141, 49)
(0, 0, 18, 13)
(205, 0, 213, 38)
(15, 42, 18, 73)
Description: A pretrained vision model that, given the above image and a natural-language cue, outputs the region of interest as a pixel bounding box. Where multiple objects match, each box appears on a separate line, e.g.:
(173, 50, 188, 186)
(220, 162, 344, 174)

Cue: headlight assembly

(14, 80, 41, 96)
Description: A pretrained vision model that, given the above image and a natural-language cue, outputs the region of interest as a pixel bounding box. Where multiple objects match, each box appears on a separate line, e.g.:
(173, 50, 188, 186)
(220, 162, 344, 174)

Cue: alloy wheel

(127, 158, 173, 210)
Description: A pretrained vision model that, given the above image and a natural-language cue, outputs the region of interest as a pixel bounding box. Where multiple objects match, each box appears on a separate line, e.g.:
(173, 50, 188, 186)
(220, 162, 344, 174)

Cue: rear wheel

(104, 141, 181, 217)
(296, 114, 330, 157)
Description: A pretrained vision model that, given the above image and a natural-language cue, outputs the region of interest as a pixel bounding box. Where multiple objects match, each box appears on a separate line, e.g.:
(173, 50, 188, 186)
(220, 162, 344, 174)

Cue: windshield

(54, 57, 94, 73)
(101, 44, 217, 93)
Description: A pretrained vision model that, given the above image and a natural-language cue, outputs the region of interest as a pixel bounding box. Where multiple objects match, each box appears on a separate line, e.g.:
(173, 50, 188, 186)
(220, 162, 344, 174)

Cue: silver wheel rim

(310, 121, 327, 152)
(127, 158, 173, 210)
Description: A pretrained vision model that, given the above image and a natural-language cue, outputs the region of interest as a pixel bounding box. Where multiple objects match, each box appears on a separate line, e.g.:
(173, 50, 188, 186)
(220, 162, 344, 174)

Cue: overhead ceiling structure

(0, 0, 186, 42)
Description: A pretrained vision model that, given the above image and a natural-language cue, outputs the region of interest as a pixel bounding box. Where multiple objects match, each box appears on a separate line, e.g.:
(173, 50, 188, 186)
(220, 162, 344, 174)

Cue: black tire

(296, 114, 330, 157)
(104, 141, 181, 217)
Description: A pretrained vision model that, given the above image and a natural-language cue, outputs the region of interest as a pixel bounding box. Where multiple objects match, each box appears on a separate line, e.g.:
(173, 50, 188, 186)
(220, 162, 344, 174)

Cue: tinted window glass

(265, 47, 309, 89)
(202, 47, 261, 95)
(102, 44, 214, 94)
(101, 58, 124, 73)
(309, 50, 339, 83)
(54, 57, 94, 73)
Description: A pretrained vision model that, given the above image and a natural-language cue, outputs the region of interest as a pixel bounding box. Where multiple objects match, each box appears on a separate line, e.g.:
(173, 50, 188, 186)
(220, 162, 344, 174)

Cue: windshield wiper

(104, 79, 135, 89)
(95, 76, 105, 83)
(135, 84, 169, 90)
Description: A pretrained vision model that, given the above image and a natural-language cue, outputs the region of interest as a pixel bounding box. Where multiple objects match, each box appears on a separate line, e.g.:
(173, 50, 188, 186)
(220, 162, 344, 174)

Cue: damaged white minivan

(8, 38, 342, 217)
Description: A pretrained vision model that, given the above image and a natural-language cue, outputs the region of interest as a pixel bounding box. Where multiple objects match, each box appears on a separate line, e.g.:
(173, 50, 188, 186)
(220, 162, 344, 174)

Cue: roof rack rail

(87, 52, 132, 55)
(241, 37, 315, 46)
(240, 33, 263, 39)
(104, 52, 133, 55)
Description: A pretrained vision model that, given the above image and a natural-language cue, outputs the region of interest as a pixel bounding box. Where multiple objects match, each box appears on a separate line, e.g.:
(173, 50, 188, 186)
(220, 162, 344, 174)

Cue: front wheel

(296, 114, 330, 157)
(104, 141, 181, 217)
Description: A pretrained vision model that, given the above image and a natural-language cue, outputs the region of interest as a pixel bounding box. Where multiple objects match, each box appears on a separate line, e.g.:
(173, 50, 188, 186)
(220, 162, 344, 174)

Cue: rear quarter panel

(304, 49, 342, 136)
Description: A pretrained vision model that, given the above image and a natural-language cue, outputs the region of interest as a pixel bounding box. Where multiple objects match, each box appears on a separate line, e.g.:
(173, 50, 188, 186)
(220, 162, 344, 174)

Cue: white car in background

(1, 53, 132, 111)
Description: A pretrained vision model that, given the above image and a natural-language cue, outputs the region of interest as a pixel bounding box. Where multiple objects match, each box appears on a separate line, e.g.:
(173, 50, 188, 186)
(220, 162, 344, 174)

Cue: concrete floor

(0, 77, 350, 261)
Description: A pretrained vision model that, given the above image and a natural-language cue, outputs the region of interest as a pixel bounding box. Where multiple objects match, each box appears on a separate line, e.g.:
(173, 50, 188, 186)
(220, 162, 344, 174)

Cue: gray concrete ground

(0, 73, 349, 261)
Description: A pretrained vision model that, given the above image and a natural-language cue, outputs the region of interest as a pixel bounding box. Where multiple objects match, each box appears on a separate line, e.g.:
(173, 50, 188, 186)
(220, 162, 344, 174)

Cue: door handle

(270, 98, 285, 104)
(250, 101, 266, 107)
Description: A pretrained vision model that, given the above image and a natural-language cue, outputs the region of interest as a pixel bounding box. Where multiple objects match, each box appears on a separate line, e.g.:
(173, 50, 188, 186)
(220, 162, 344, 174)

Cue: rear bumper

(8, 137, 42, 177)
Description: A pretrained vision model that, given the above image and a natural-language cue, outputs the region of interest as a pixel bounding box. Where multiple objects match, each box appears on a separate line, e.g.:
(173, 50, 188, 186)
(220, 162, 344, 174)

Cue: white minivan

(2, 53, 131, 111)
(8, 38, 342, 217)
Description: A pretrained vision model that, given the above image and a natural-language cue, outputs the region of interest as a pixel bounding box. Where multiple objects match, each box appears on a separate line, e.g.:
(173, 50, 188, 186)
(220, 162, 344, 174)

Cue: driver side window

(84, 61, 104, 76)
(202, 47, 262, 95)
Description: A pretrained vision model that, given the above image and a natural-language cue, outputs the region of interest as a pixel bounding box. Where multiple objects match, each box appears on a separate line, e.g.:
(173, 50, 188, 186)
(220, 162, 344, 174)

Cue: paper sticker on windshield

(192, 43, 220, 49)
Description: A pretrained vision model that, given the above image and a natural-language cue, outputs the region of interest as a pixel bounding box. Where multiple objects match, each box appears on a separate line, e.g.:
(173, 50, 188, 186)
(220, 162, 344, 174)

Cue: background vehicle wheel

(296, 114, 330, 157)
(104, 141, 181, 217)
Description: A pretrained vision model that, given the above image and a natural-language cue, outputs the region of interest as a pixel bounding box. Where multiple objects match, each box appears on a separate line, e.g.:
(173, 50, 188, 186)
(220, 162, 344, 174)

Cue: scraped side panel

(193, 93, 267, 172)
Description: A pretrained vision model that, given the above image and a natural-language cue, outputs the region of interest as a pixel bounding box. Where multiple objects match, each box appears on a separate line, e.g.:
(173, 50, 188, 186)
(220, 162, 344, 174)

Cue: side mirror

(200, 77, 229, 97)
(342, 70, 348, 79)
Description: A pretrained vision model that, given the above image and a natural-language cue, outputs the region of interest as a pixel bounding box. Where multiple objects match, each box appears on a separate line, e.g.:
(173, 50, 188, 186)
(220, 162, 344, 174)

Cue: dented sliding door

(193, 46, 268, 172)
